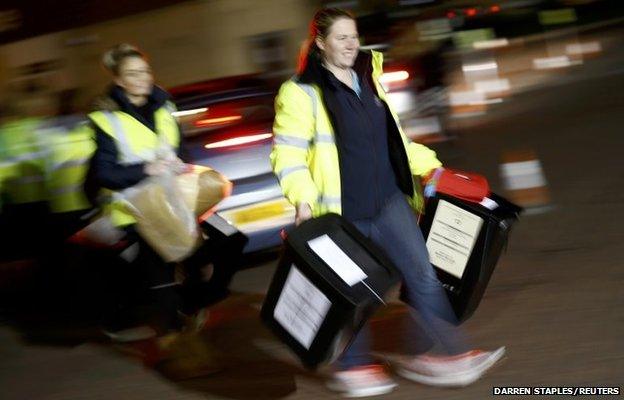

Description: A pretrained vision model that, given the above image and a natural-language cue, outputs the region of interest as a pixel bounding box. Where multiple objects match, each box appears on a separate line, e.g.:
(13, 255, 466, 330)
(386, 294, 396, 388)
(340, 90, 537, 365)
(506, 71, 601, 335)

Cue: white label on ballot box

(426, 200, 484, 278)
(274, 265, 332, 349)
(307, 234, 368, 286)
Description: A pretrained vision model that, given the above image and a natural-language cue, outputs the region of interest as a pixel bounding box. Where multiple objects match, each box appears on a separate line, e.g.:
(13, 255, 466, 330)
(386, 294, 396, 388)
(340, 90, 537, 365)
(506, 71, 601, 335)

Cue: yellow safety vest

(43, 120, 96, 213)
(270, 50, 442, 217)
(0, 118, 48, 205)
(88, 104, 180, 227)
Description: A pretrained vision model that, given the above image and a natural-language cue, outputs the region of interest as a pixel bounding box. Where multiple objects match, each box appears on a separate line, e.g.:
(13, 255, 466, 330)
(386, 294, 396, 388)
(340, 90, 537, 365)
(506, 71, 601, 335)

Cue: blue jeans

(338, 192, 471, 369)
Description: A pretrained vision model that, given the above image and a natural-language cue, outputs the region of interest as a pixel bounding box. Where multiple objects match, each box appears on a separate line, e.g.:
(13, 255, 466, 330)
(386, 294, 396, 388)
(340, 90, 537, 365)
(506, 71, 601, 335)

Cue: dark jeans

(338, 192, 471, 369)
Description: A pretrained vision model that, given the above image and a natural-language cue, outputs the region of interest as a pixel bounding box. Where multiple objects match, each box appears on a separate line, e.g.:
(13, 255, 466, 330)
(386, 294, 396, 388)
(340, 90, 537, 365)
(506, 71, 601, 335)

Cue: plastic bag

(122, 171, 201, 262)
(176, 165, 232, 217)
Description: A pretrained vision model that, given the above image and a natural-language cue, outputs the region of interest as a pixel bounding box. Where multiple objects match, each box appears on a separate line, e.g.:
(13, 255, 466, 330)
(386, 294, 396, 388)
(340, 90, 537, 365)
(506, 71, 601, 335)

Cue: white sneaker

(395, 347, 506, 387)
(327, 364, 398, 398)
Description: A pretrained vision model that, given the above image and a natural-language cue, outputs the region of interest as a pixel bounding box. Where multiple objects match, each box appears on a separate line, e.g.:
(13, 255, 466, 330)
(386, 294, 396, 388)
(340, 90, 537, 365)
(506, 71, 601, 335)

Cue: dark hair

(297, 8, 355, 74)
(101, 43, 146, 76)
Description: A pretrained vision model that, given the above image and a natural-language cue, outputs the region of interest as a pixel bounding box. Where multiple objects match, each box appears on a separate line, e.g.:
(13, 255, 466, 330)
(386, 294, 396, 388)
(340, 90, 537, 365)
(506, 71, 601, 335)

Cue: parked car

(170, 75, 294, 253)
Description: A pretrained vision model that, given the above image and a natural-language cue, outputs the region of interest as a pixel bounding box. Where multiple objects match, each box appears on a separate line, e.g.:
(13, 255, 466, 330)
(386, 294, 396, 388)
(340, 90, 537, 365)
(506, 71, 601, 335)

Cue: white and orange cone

(499, 149, 551, 210)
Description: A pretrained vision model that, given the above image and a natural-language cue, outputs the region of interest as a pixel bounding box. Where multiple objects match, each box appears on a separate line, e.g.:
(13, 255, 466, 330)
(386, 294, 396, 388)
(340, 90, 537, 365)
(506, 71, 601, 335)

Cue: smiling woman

(102, 44, 154, 104)
(84, 43, 188, 342)
(314, 17, 360, 83)
(270, 7, 505, 397)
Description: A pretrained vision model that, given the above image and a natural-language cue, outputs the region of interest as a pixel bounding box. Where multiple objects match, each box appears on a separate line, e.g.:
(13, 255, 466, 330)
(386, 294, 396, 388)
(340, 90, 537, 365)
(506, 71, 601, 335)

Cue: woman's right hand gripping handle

(295, 202, 312, 226)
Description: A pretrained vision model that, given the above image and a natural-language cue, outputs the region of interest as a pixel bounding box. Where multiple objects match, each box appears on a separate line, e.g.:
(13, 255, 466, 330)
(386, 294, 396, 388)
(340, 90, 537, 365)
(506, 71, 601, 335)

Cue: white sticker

(426, 200, 484, 278)
(479, 197, 499, 210)
(307, 234, 368, 286)
(273, 265, 332, 349)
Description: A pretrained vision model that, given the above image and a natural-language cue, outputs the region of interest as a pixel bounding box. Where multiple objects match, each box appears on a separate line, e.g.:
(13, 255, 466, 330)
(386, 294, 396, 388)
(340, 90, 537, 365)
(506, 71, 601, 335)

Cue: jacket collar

(298, 50, 381, 87)
(107, 84, 170, 114)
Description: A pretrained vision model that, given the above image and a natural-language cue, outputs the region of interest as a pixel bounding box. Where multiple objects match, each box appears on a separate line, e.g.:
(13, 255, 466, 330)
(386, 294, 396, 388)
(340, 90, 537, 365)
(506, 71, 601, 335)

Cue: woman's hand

(144, 160, 169, 176)
(163, 157, 187, 174)
(295, 202, 312, 226)
(145, 157, 187, 176)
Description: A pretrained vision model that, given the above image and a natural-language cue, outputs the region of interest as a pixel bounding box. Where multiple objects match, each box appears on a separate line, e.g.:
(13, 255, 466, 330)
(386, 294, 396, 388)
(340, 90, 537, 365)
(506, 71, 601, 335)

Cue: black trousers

(101, 226, 182, 334)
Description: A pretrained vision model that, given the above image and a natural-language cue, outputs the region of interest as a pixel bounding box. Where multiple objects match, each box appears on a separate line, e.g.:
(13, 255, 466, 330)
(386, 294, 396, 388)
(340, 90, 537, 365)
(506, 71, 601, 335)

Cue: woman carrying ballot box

(270, 8, 505, 397)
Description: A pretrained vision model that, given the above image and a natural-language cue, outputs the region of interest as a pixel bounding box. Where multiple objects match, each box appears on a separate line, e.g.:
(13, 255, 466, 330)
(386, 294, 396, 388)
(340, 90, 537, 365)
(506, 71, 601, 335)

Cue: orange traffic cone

(500, 149, 551, 210)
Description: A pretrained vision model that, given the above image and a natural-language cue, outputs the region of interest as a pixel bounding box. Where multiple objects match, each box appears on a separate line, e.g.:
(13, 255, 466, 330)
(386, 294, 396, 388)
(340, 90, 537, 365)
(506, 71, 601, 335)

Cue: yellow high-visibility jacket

(270, 50, 441, 217)
(0, 118, 47, 205)
(88, 104, 180, 227)
(43, 120, 96, 213)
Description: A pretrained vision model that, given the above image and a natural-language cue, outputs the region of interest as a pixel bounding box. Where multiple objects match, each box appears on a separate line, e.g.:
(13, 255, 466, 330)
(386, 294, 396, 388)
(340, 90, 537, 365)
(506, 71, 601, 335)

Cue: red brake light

(465, 8, 477, 17)
(194, 115, 242, 127)
(447, 11, 456, 19)
(490, 5, 501, 13)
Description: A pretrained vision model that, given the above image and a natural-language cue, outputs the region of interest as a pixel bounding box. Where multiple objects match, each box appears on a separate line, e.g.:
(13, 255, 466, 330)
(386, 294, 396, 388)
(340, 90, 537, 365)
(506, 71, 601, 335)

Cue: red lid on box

(436, 169, 490, 202)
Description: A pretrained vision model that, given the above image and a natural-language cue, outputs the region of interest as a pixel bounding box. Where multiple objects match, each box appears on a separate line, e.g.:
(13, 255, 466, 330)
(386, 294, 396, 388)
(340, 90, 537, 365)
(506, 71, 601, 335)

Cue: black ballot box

(181, 213, 249, 311)
(418, 192, 522, 323)
(261, 213, 401, 369)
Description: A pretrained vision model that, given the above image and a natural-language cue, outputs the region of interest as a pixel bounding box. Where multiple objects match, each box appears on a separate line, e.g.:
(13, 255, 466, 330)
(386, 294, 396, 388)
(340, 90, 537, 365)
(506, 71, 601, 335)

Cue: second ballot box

(418, 192, 522, 323)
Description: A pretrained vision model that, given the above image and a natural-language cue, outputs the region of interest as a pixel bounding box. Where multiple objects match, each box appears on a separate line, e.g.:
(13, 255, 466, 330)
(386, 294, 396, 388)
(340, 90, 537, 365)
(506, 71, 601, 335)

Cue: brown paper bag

(176, 165, 232, 216)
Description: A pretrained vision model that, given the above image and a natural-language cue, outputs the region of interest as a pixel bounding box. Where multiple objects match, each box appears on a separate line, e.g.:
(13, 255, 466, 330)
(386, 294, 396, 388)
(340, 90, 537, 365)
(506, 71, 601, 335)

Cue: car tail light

(465, 8, 478, 17)
(204, 132, 272, 149)
(194, 115, 242, 127)
(447, 11, 457, 19)
(490, 5, 501, 13)
(380, 70, 410, 92)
